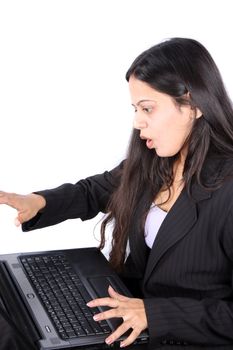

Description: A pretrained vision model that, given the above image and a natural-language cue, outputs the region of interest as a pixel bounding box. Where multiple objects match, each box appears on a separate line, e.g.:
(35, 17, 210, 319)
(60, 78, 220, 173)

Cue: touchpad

(88, 276, 124, 298)
(88, 276, 124, 329)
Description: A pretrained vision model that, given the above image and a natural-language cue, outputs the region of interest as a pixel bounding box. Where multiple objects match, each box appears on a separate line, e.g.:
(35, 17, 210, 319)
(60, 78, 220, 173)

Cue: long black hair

(100, 37, 233, 271)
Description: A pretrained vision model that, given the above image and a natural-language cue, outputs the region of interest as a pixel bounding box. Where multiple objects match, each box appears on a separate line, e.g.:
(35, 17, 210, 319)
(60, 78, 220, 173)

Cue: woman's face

(129, 76, 201, 158)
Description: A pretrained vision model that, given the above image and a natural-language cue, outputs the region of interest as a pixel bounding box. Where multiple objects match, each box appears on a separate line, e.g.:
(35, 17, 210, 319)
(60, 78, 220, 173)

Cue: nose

(133, 113, 148, 130)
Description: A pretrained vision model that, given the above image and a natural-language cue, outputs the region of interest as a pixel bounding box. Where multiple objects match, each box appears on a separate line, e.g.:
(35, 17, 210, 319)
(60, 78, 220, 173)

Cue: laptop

(0, 247, 148, 350)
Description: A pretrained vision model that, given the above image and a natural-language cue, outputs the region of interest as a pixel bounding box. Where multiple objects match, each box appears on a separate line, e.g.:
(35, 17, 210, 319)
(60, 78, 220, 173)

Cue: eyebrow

(132, 99, 156, 107)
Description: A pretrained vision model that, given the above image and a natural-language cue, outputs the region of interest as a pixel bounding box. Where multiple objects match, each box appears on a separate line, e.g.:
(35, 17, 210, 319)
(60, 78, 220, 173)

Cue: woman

(1, 37, 233, 348)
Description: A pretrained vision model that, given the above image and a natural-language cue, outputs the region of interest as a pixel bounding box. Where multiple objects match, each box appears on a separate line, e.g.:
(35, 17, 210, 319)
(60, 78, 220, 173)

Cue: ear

(195, 107, 203, 119)
(186, 92, 203, 119)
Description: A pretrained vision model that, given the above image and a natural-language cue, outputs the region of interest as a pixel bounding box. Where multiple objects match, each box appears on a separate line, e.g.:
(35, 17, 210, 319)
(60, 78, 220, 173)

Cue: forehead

(128, 76, 170, 104)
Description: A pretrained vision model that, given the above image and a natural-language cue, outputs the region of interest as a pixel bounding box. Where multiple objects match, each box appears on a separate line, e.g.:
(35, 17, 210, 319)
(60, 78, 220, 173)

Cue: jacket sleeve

(22, 162, 123, 232)
(143, 204, 233, 347)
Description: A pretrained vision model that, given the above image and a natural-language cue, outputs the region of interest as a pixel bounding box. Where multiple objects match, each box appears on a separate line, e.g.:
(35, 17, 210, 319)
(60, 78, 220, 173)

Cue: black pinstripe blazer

(23, 157, 233, 348)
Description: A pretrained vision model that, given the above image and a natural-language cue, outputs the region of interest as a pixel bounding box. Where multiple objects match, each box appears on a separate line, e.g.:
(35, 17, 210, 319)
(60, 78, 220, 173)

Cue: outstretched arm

(24, 162, 123, 230)
(0, 162, 123, 231)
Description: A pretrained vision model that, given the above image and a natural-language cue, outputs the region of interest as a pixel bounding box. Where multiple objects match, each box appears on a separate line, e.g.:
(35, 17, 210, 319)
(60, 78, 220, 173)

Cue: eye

(142, 107, 153, 113)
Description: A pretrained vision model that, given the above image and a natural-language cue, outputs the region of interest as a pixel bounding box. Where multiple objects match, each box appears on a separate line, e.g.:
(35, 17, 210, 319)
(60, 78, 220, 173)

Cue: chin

(155, 149, 177, 158)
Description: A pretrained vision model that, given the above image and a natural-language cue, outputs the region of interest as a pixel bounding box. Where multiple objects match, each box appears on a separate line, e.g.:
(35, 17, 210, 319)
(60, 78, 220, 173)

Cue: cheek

(165, 122, 191, 146)
(162, 112, 192, 138)
(152, 110, 178, 131)
(154, 116, 192, 156)
(155, 131, 185, 157)
(151, 109, 192, 139)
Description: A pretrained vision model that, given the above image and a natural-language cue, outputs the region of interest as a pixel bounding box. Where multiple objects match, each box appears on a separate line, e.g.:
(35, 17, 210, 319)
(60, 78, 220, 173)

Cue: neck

(173, 154, 186, 184)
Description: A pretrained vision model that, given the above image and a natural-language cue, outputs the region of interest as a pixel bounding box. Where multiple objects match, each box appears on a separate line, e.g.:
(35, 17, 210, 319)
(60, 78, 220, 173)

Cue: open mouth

(146, 139, 153, 149)
(140, 135, 154, 149)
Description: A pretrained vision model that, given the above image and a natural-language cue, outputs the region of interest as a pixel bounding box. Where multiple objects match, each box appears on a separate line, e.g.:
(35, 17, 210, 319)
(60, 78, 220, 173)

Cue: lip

(140, 134, 154, 149)
(146, 139, 154, 149)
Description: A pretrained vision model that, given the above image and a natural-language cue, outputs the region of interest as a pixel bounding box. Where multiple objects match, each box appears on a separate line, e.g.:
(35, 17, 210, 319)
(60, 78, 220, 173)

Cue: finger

(0, 191, 7, 197)
(0, 191, 10, 205)
(105, 320, 132, 346)
(0, 192, 19, 209)
(119, 328, 142, 348)
(93, 306, 123, 322)
(87, 297, 119, 308)
(108, 285, 129, 302)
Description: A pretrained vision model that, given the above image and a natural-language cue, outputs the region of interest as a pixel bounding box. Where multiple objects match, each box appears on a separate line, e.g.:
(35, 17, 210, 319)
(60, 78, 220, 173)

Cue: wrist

(31, 193, 46, 212)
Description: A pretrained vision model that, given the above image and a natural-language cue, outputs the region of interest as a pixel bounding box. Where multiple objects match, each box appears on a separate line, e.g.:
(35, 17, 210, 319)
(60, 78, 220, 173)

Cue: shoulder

(201, 154, 233, 185)
(207, 164, 233, 211)
(191, 155, 233, 203)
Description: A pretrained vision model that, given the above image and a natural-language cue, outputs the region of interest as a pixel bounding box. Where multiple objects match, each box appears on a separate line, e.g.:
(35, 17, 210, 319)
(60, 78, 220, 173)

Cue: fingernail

(105, 337, 112, 344)
(93, 315, 100, 321)
(14, 218, 20, 227)
(120, 342, 125, 347)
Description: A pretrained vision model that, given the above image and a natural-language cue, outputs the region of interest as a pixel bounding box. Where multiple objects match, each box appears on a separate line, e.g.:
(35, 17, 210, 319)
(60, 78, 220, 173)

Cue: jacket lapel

(143, 185, 211, 284)
(128, 232, 149, 278)
(128, 193, 151, 277)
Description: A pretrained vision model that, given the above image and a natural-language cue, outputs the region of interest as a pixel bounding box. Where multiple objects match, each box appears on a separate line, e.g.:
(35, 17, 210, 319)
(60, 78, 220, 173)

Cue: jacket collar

(129, 155, 225, 283)
(143, 186, 209, 284)
(129, 182, 212, 284)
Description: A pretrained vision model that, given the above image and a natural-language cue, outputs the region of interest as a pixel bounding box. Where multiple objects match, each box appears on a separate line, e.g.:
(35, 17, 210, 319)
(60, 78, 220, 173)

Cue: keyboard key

(20, 254, 107, 340)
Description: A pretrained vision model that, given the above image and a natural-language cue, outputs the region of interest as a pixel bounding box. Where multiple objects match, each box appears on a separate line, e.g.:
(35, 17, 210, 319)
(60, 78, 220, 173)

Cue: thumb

(14, 217, 21, 227)
(108, 285, 129, 301)
(15, 211, 29, 226)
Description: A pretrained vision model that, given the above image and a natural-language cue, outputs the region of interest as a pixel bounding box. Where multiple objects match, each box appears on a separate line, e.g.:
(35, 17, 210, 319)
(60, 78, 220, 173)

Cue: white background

(0, 0, 232, 255)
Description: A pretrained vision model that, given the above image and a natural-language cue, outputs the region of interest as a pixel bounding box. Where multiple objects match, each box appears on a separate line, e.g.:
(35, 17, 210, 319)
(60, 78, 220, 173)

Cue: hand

(0, 191, 46, 226)
(87, 285, 148, 347)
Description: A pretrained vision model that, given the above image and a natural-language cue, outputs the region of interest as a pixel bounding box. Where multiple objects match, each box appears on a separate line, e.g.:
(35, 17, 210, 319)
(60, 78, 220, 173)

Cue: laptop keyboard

(20, 254, 111, 340)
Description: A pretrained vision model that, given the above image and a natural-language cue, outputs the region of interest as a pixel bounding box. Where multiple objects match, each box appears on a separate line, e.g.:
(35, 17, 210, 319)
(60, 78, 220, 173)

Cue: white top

(144, 204, 167, 248)
(124, 204, 167, 261)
